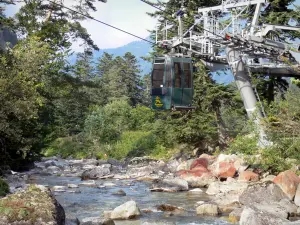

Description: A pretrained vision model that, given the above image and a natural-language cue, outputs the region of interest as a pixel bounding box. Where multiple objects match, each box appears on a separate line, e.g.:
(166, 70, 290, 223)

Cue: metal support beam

(226, 46, 269, 147)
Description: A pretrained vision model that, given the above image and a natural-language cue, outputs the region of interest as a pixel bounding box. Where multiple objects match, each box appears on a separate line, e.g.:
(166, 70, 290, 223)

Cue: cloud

(70, 0, 158, 51)
(5, 0, 158, 51)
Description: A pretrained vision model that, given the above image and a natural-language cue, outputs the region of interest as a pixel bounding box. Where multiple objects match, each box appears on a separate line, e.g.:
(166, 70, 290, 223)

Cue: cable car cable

(47, 0, 156, 45)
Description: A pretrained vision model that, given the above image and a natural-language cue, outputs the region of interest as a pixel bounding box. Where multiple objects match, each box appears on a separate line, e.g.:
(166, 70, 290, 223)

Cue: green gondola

(151, 56, 194, 110)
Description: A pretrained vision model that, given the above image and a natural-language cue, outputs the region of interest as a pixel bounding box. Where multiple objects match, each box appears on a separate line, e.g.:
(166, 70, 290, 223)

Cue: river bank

(1, 154, 300, 225)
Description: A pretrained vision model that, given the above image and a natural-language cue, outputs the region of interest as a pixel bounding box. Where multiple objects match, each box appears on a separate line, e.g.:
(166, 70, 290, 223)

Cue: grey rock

(112, 189, 126, 196)
(110, 201, 141, 220)
(51, 185, 67, 192)
(151, 178, 189, 192)
(81, 165, 111, 180)
(240, 206, 290, 225)
(129, 156, 157, 166)
(239, 181, 288, 205)
(80, 217, 115, 225)
(294, 184, 300, 206)
(239, 181, 297, 219)
(228, 208, 243, 223)
(196, 203, 220, 216)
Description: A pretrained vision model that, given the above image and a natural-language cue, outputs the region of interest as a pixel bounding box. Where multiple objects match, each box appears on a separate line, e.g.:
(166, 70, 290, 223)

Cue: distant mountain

(70, 40, 153, 75)
(70, 40, 234, 83)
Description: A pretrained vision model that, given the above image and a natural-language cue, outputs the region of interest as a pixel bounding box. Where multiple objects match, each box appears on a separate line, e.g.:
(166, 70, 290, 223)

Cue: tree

(0, 36, 54, 167)
(16, 0, 99, 52)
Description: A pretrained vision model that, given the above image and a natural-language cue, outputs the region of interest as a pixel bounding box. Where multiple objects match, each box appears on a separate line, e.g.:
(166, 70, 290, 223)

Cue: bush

(43, 136, 89, 159)
(108, 131, 157, 159)
(84, 100, 132, 143)
(259, 138, 300, 174)
(227, 134, 259, 155)
(0, 178, 9, 197)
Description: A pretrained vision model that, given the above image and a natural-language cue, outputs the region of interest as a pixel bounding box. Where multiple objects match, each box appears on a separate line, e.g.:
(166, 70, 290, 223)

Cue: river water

(28, 174, 232, 225)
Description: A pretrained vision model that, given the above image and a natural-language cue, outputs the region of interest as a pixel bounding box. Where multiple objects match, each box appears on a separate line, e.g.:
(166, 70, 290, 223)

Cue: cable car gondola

(151, 56, 195, 110)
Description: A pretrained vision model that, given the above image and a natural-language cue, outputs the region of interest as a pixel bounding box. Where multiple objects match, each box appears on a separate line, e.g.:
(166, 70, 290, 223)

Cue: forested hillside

(0, 0, 300, 176)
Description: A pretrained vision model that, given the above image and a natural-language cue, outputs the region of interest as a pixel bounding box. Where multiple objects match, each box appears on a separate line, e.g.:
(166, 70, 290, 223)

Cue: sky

(5, 0, 159, 51)
(4, 0, 300, 53)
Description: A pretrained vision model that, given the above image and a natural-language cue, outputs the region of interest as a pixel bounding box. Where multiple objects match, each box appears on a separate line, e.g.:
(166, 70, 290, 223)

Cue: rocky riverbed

(1, 154, 300, 225)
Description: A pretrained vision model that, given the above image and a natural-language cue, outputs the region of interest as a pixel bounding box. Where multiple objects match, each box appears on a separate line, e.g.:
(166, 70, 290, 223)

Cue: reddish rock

(217, 162, 236, 178)
(191, 165, 209, 172)
(238, 171, 259, 182)
(190, 158, 209, 170)
(176, 169, 209, 178)
(199, 154, 216, 165)
(273, 170, 300, 200)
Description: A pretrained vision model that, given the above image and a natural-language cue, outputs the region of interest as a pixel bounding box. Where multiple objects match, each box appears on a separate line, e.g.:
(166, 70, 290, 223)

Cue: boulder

(196, 203, 220, 216)
(112, 189, 126, 196)
(81, 165, 111, 180)
(274, 170, 300, 200)
(189, 188, 203, 193)
(294, 184, 300, 206)
(80, 217, 115, 225)
(110, 201, 141, 220)
(127, 165, 154, 178)
(176, 159, 194, 171)
(176, 168, 208, 178)
(51, 185, 67, 192)
(150, 178, 189, 192)
(47, 166, 61, 174)
(129, 156, 157, 165)
(181, 173, 217, 188)
(239, 182, 298, 219)
(238, 171, 259, 182)
(239, 206, 290, 225)
(239, 182, 288, 205)
(68, 184, 79, 188)
(228, 208, 243, 223)
(216, 161, 236, 178)
(163, 160, 180, 173)
(218, 202, 240, 214)
(0, 185, 65, 225)
(190, 158, 209, 170)
(157, 204, 184, 212)
(198, 154, 216, 165)
(107, 159, 124, 167)
(206, 180, 248, 196)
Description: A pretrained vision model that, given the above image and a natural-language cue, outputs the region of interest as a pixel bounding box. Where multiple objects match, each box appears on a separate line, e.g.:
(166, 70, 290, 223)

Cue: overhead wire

(47, 0, 156, 45)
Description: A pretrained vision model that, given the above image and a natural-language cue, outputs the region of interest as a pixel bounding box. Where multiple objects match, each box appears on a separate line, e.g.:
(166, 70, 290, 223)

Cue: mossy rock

(0, 178, 9, 197)
(0, 185, 65, 225)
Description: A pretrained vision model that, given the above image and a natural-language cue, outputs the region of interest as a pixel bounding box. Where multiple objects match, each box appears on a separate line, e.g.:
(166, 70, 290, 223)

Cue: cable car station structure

(152, 0, 300, 119)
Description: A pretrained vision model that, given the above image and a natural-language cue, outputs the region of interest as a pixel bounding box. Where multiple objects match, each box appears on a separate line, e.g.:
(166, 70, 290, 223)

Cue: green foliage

(259, 139, 300, 174)
(227, 134, 259, 155)
(43, 136, 89, 159)
(108, 131, 157, 159)
(84, 100, 132, 143)
(0, 178, 9, 197)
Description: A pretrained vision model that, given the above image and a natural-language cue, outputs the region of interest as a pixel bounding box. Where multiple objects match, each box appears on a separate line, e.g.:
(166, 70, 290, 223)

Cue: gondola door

(172, 58, 184, 107)
(181, 59, 193, 107)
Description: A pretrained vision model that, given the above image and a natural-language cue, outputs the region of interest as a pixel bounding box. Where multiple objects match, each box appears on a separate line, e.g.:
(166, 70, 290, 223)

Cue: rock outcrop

(0, 185, 65, 225)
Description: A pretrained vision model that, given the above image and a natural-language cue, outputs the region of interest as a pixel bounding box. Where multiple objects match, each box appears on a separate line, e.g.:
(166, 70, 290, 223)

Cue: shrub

(84, 100, 132, 143)
(227, 134, 259, 155)
(259, 138, 300, 174)
(0, 178, 9, 197)
(108, 131, 157, 159)
(43, 136, 89, 159)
